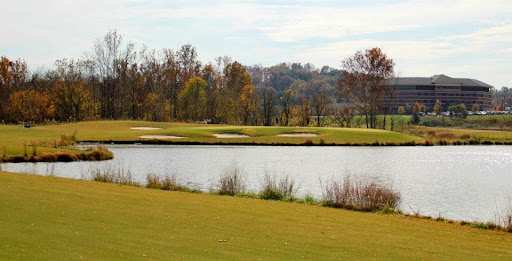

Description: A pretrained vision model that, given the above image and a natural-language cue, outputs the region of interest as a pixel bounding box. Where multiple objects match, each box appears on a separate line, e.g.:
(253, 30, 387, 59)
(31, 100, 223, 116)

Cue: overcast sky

(2, 0, 511, 88)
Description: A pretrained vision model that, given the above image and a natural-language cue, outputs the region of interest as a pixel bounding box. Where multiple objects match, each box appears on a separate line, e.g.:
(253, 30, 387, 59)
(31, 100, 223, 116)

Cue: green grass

(0, 121, 421, 158)
(1, 119, 511, 160)
(407, 126, 512, 144)
(1, 172, 511, 260)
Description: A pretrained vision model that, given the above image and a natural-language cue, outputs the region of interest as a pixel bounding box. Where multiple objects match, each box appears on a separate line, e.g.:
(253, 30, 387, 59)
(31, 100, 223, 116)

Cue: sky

(2, 0, 511, 88)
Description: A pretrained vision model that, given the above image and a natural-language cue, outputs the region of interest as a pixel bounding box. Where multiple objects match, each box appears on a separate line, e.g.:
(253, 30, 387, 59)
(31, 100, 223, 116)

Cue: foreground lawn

(0, 172, 511, 260)
(0, 121, 421, 157)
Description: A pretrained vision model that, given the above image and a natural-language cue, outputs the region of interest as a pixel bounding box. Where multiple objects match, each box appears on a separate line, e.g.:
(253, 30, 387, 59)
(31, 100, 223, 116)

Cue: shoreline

(80, 139, 512, 146)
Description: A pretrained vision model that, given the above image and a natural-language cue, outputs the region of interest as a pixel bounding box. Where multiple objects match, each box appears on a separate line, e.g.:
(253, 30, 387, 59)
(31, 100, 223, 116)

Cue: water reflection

(3, 145, 512, 222)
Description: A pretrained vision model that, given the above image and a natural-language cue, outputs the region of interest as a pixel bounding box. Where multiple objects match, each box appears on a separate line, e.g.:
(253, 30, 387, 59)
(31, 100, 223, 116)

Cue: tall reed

(90, 164, 137, 186)
(217, 164, 246, 196)
(321, 176, 401, 212)
(259, 172, 298, 200)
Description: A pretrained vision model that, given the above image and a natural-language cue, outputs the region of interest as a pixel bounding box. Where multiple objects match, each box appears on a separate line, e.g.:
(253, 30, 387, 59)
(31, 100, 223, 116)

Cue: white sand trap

(213, 133, 250, 138)
(140, 135, 186, 139)
(277, 133, 318, 137)
(131, 127, 163, 130)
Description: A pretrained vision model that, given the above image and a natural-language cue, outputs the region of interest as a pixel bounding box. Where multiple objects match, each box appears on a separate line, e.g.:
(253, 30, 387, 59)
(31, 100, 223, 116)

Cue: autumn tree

(8, 90, 54, 123)
(52, 79, 91, 121)
(0, 57, 28, 122)
(331, 107, 357, 127)
(448, 104, 467, 118)
(433, 99, 442, 114)
(239, 84, 257, 125)
(223, 61, 252, 124)
(279, 89, 295, 126)
(297, 96, 312, 126)
(178, 76, 207, 121)
(337, 48, 394, 129)
(258, 86, 276, 126)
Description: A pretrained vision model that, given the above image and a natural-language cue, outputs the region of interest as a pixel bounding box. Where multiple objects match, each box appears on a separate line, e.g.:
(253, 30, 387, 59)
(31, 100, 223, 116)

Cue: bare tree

(337, 48, 394, 129)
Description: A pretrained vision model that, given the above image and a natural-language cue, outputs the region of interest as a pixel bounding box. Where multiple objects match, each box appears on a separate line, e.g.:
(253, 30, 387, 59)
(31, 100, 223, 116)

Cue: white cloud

(259, 0, 512, 42)
(1, 0, 510, 87)
(294, 24, 512, 87)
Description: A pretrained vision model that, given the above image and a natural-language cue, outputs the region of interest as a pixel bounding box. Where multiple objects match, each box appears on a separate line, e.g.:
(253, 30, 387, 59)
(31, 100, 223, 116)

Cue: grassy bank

(0, 120, 421, 158)
(1, 120, 511, 161)
(1, 172, 511, 260)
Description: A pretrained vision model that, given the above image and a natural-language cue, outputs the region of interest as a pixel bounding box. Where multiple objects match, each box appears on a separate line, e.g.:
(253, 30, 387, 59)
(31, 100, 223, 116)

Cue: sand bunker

(213, 133, 250, 138)
(140, 135, 186, 139)
(277, 133, 318, 137)
(131, 127, 163, 130)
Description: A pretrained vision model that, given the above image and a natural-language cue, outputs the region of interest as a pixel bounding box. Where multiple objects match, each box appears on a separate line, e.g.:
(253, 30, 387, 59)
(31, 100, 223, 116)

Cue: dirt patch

(140, 135, 186, 140)
(213, 133, 250, 138)
(131, 127, 163, 130)
(277, 133, 318, 137)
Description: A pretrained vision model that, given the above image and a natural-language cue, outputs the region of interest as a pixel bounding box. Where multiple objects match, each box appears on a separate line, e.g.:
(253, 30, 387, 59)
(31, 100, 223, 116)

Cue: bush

(460, 133, 470, 140)
(409, 112, 420, 125)
(217, 164, 246, 196)
(146, 174, 186, 191)
(55, 152, 78, 162)
(321, 176, 401, 212)
(9, 155, 27, 163)
(81, 148, 114, 161)
(39, 153, 58, 162)
(259, 172, 298, 200)
(303, 139, 314, 146)
(91, 165, 137, 186)
(436, 132, 455, 139)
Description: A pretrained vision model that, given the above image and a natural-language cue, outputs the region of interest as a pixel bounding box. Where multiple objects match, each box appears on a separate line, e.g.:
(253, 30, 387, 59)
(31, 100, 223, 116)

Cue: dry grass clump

(322, 176, 401, 212)
(146, 174, 189, 192)
(79, 146, 114, 161)
(460, 133, 471, 140)
(217, 164, 246, 196)
(436, 132, 455, 139)
(259, 172, 298, 200)
(59, 130, 77, 146)
(91, 165, 137, 186)
(496, 202, 512, 232)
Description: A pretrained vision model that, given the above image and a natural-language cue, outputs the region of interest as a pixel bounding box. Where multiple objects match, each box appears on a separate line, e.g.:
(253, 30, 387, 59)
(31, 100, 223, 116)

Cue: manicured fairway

(0, 121, 422, 157)
(0, 172, 511, 260)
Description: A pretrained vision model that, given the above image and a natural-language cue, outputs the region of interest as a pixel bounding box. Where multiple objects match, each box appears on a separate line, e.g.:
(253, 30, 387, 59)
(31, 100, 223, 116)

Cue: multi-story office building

(388, 74, 493, 111)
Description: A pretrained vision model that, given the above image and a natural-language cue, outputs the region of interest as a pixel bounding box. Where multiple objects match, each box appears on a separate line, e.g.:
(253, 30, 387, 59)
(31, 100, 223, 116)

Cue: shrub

(146, 174, 162, 189)
(31, 142, 37, 156)
(437, 139, 450, 145)
(436, 132, 455, 139)
(321, 176, 401, 212)
(409, 112, 420, 125)
(146, 174, 186, 191)
(39, 153, 58, 162)
(451, 140, 463, 145)
(55, 152, 78, 162)
(469, 139, 481, 145)
(10, 155, 27, 163)
(259, 172, 298, 200)
(217, 164, 246, 196)
(303, 139, 314, 146)
(91, 165, 136, 186)
(460, 133, 470, 140)
(81, 148, 114, 161)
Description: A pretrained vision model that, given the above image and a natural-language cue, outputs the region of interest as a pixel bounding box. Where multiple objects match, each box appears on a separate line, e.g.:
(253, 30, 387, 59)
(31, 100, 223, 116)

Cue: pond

(2, 145, 512, 222)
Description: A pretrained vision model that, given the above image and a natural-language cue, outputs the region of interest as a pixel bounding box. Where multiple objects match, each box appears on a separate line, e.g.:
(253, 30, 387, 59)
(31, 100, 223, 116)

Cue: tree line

(1, 30, 397, 129)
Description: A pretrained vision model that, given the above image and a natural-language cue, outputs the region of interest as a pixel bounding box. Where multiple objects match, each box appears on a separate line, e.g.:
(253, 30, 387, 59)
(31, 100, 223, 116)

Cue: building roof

(390, 74, 493, 88)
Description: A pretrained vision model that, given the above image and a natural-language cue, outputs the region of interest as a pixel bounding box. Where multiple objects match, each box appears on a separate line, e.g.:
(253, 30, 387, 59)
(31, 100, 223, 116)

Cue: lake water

(2, 145, 512, 222)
